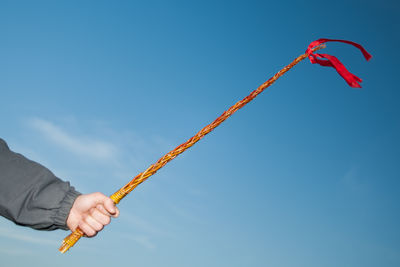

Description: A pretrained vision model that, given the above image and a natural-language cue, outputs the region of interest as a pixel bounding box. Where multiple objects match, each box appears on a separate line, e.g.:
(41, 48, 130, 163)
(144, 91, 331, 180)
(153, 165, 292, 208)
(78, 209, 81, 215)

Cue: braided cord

(109, 45, 325, 203)
(59, 44, 325, 253)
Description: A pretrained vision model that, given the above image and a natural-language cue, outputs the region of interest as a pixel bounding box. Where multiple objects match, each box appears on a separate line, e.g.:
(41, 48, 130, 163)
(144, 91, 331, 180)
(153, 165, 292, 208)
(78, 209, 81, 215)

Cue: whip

(59, 38, 371, 253)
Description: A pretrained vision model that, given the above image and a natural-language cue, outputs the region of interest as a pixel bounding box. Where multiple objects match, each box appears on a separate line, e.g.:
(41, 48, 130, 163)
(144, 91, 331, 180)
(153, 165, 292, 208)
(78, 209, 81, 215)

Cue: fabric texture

(0, 138, 81, 230)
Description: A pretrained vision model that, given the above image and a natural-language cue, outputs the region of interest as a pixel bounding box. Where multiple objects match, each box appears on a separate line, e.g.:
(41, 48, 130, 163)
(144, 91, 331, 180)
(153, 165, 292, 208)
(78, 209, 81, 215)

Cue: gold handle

(59, 228, 84, 253)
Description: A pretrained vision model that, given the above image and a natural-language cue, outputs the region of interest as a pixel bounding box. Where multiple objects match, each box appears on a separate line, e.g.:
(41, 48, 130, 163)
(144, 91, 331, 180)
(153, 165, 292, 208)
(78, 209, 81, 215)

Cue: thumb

(94, 193, 117, 216)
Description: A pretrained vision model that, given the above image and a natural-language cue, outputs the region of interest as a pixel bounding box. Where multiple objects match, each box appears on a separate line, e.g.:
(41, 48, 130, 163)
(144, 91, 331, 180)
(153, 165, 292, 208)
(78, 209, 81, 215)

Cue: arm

(0, 138, 118, 235)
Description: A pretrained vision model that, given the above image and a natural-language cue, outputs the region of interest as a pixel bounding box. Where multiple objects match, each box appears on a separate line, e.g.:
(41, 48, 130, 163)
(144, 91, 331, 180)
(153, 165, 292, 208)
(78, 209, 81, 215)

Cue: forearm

(0, 138, 80, 230)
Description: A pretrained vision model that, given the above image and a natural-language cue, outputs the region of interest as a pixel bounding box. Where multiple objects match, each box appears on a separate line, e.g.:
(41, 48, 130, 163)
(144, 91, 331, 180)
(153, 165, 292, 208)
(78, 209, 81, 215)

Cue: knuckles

(74, 192, 118, 237)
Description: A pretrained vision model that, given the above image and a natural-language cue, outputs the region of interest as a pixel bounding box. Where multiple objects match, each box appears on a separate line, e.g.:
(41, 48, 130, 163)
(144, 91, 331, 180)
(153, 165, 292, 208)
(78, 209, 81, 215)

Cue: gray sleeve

(0, 138, 81, 231)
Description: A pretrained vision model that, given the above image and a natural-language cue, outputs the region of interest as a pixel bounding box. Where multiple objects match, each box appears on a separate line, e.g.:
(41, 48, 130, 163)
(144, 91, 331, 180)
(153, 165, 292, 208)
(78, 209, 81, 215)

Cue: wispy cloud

(123, 235, 156, 250)
(0, 226, 58, 246)
(0, 247, 34, 256)
(23, 116, 179, 188)
(28, 117, 118, 161)
(168, 203, 205, 224)
(115, 211, 179, 250)
(120, 212, 173, 238)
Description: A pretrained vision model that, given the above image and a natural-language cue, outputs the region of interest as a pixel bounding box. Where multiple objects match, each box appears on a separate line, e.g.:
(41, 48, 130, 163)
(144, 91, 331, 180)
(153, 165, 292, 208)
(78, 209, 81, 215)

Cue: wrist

(56, 187, 81, 231)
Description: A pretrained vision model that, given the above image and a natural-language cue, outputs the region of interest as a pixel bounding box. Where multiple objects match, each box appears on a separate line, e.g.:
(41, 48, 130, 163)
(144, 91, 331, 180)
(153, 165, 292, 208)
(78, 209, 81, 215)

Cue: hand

(66, 192, 119, 237)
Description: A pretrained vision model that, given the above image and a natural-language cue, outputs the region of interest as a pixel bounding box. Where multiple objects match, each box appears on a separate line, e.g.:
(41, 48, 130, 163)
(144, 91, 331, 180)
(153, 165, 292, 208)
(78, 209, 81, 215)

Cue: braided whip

(59, 45, 325, 253)
(59, 39, 371, 253)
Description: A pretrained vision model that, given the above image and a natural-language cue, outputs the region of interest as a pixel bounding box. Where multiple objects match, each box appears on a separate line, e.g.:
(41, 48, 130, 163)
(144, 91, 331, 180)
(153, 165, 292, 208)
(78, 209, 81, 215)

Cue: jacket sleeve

(0, 138, 81, 231)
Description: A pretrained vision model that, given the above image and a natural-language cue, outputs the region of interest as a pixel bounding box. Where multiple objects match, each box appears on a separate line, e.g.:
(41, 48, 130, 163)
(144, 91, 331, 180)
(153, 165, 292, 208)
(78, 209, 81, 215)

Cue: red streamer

(306, 38, 372, 88)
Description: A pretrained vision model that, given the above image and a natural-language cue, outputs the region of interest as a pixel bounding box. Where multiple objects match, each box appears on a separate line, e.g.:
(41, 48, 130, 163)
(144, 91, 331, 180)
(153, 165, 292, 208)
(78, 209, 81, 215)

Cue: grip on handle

(59, 190, 123, 253)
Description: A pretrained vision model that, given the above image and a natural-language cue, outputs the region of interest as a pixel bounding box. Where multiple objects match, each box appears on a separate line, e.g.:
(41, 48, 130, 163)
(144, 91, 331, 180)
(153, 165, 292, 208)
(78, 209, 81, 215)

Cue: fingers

(79, 220, 97, 237)
(79, 211, 107, 237)
(96, 204, 120, 218)
(91, 192, 119, 217)
(69, 192, 120, 237)
(102, 197, 118, 217)
(82, 199, 119, 237)
(91, 208, 111, 226)
(112, 206, 120, 218)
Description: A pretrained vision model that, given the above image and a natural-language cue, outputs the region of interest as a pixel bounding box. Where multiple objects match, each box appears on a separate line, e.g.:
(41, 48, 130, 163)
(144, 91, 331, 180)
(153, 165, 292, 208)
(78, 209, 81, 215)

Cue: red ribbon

(306, 38, 372, 88)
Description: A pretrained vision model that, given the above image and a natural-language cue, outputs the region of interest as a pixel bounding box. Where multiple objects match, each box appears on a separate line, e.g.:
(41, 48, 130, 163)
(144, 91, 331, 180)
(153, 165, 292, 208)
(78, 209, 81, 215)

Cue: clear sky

(0, 0, 399, 266)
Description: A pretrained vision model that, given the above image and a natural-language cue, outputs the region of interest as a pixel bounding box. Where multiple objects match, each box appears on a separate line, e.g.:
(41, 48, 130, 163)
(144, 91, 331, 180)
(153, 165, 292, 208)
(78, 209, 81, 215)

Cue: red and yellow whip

(59, 38, 371, 253)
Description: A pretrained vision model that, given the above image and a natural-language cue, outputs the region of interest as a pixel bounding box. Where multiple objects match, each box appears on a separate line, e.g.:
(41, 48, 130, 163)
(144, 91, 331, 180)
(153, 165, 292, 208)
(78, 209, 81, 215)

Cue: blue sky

(1, 0, 399, 266)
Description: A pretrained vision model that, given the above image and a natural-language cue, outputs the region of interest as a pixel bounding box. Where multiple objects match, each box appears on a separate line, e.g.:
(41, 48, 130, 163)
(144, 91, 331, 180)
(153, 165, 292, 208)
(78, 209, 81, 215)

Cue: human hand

(66, 192, 119, 237)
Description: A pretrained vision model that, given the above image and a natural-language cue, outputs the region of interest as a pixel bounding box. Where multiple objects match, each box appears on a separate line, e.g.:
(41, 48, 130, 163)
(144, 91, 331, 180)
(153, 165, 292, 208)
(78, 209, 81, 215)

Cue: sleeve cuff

(54, 186, 81, 230)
